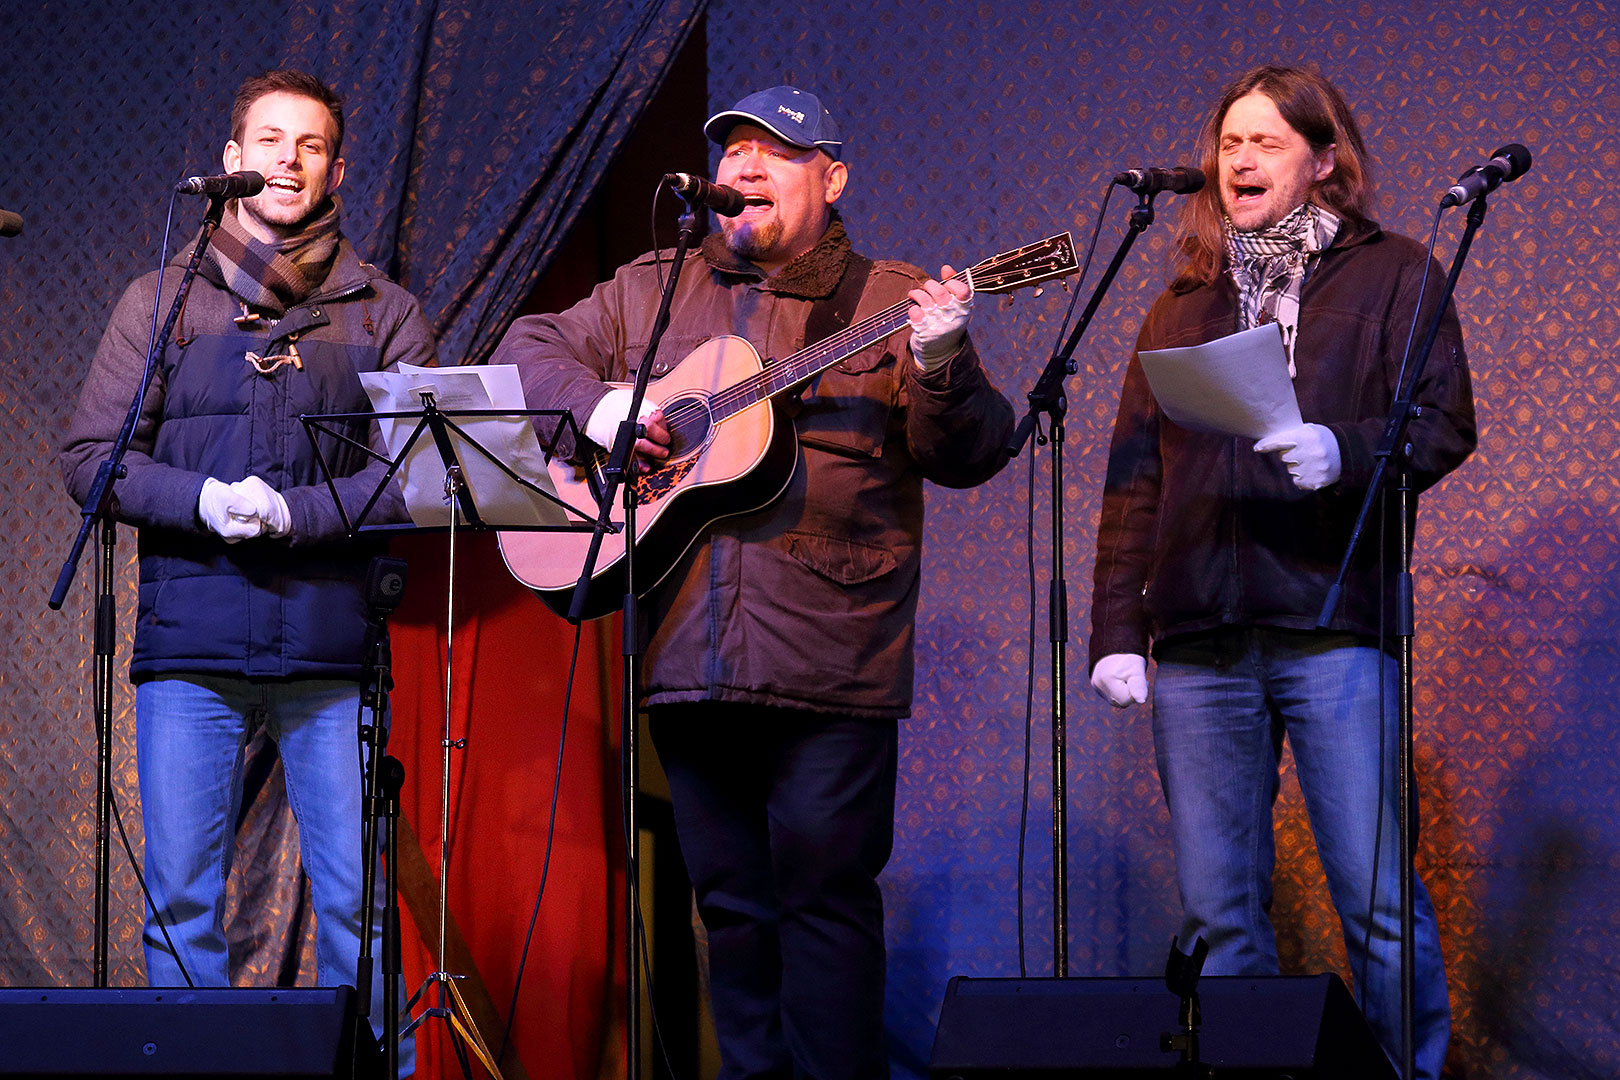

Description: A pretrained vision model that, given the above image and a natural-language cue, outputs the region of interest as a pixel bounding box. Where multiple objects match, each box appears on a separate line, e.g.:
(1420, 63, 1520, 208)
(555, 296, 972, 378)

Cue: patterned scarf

(1224, 202, 1339, 377)
(205, 196, 343, 316)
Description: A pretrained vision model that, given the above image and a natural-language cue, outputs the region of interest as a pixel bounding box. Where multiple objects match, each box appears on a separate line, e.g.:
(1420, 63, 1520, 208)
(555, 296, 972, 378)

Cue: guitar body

(498, 335, 797, 620)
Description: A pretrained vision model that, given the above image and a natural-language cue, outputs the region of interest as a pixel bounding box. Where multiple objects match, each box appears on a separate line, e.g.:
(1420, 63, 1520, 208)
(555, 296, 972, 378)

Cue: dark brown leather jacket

(1090, 218, 1477, 669)
(500, 221, 1014, 717)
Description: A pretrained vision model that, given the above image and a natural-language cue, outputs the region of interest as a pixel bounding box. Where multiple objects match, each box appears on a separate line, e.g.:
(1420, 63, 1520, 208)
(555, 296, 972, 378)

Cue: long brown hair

(1171, 65, 1375, 289)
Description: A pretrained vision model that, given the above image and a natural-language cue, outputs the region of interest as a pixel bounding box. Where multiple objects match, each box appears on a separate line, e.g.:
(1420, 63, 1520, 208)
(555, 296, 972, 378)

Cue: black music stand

(301, 394, 597, 1079)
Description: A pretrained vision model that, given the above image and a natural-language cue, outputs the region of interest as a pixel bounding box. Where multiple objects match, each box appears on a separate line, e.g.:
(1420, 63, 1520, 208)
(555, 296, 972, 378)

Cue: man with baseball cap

(495, 85, 1014, 1078)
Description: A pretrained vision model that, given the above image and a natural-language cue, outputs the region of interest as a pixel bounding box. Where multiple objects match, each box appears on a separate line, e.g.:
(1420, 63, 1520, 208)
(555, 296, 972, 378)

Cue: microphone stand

(1316, 194, 1491, 1080)
(46, 192, 231, 986)
(563, 195, 703, 1080)
(356, 557, 407, 1079)
(1006, 189, 1161, 976)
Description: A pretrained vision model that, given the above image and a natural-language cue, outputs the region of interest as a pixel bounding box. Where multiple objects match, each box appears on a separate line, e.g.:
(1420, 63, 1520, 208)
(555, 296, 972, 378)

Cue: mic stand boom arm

(1006, 191, 1160, 977)
(1316, 194, 1489, 1080)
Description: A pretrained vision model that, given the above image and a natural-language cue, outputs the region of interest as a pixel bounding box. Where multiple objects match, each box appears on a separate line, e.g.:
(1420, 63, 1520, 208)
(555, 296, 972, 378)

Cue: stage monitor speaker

(0, 985, 380, 1078)
(929, 974, 1396, 1079)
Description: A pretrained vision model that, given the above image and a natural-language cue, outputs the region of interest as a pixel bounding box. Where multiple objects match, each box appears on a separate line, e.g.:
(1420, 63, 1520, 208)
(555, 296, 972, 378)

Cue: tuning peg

(1002, 294, 1015, 310)
(1033, 287, 1044, 298)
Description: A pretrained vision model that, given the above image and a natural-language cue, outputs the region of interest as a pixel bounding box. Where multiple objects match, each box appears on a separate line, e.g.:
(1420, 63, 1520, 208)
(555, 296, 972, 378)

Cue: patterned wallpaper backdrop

(705, 2, 1619, 1078)
(2, 1, 1617, 1078)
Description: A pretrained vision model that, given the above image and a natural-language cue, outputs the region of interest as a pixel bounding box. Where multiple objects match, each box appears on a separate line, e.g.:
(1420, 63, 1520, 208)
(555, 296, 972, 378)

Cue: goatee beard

(723, 219, 782, 265)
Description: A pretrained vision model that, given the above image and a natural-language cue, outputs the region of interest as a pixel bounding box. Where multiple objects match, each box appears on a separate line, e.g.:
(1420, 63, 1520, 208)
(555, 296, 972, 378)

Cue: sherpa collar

(700, 212, 852, 300)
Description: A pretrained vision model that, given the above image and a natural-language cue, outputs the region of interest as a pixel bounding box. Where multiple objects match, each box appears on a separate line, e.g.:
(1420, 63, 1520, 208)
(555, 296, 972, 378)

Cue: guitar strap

(787, 252, 872, 411)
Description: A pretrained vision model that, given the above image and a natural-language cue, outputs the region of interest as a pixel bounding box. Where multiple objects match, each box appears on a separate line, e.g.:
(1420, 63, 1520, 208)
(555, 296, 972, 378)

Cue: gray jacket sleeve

(59, 271, 211, 531)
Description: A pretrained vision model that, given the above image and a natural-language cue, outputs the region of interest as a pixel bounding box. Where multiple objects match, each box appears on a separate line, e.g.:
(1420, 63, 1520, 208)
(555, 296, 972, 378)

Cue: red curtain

(386, 532, 624, 1080)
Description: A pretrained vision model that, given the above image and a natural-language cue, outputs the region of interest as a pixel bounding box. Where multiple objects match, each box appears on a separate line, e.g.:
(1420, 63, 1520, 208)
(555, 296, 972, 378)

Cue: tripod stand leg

(402, 973, 505, 1080)
(447, 978, 502, 1078)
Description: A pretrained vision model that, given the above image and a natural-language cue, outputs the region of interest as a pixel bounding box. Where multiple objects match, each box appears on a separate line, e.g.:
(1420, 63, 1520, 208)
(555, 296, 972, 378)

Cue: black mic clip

(1439, 143, 1532, 208)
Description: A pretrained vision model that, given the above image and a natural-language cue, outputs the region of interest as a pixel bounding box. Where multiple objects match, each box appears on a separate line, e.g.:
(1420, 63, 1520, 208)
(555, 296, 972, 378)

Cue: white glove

(1091, 653, 1149, 707)
(231, 475, 291, 538)
(585, 387, 659, 450)
(198, 477, 262, 542)
(907, 272, 974, 372)
(1254, 423, 1342, 491)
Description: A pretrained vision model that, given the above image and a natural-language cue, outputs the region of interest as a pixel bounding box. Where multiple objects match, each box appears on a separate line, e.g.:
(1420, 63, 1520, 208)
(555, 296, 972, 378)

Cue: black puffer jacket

(1089, 218, 1476, 669)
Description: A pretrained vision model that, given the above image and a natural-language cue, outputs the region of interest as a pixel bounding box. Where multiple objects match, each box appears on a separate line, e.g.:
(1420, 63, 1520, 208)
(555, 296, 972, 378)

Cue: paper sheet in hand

(359, 363, 566, 527)
(1137, 323, 1301, 440)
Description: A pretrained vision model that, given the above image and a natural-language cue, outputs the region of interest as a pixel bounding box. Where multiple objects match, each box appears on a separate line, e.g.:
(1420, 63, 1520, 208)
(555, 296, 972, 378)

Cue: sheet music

(360, 363, 567, 527)
(1137, 323, 1302, 440)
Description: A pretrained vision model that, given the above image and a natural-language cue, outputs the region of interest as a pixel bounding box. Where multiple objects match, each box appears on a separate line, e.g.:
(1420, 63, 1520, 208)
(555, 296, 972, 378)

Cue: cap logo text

(777, 105, 806, 125)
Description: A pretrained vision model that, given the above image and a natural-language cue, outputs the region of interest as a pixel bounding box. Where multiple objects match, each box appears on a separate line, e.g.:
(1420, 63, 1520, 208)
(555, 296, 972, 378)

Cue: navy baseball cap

(704, 86, 843, 161)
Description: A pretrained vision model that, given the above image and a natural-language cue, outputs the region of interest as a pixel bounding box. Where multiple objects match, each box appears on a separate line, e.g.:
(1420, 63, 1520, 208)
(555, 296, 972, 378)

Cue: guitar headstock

(964, 233, 1079, 295)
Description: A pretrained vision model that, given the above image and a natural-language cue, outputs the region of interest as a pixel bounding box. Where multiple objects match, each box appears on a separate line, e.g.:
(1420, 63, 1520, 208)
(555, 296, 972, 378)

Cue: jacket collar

(1329, 214, 1382, 250)
(700, 212, 852, 300)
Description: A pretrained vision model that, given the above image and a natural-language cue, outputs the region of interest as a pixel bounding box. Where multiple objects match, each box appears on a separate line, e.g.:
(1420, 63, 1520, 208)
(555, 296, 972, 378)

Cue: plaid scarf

(1224, 202, 1339, 377)
(205, 196, 343, 316)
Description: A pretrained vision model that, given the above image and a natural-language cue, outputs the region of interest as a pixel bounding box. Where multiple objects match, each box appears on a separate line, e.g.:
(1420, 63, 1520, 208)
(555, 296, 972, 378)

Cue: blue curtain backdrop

(0, 0, 703, 990)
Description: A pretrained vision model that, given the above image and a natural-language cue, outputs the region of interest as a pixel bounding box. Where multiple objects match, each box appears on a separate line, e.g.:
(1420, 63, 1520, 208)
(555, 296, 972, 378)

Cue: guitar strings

(655, 253, 1046, 431)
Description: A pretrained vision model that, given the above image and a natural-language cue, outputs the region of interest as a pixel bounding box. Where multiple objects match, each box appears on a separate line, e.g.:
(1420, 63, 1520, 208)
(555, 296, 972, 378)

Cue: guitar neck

(711, 267, 979, 424)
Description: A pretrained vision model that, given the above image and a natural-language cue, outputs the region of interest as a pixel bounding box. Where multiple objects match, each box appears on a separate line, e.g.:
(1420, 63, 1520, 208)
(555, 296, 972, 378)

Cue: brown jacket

(497, 220, 1014, 717)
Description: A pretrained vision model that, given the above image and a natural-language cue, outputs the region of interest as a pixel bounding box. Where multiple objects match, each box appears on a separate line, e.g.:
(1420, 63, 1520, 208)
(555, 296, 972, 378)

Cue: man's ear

(223, 141, 242, 174)
(1314, 143, 1337, 183)
(328, 157, 346, 193)
(824, 160, 848, 206)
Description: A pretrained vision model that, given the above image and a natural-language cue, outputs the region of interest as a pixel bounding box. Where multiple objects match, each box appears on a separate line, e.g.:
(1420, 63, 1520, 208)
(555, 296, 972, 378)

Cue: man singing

(1089, 66, 1475, 1079)
(61, 69, 435, 1066)
(496, 85, 1014, 1079)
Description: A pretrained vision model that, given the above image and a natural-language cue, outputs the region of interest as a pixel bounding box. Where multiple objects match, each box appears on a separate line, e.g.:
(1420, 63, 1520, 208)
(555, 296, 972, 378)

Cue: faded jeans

(1151, 628, 1449, 1080)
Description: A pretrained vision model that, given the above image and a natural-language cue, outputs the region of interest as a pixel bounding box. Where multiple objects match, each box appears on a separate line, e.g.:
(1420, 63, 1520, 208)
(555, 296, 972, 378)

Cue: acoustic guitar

(500, 233, 1079, 619)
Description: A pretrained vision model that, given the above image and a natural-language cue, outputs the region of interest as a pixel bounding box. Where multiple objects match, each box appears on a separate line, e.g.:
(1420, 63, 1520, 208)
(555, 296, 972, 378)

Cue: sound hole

(659, 393, 712, 462)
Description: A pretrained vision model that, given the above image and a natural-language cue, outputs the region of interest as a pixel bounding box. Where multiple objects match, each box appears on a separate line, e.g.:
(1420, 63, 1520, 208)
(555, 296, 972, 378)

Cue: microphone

(0, 208, 21, 238)
(1112, 166, 1206, 196)
(665, 173, 747, 217)
(174, 171, 266, 198)
(1439, 144, 1531, 207)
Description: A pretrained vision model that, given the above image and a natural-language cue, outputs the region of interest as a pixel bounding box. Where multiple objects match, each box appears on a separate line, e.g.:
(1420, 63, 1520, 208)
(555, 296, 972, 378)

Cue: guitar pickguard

(636, 455, 702, 504)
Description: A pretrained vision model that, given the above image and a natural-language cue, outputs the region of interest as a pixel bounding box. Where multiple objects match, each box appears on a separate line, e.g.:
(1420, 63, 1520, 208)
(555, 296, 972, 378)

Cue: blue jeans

(1151, 628, 1450, 1080)
(651, 704, 898, 1080)
(135, 675, 411, 1073)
